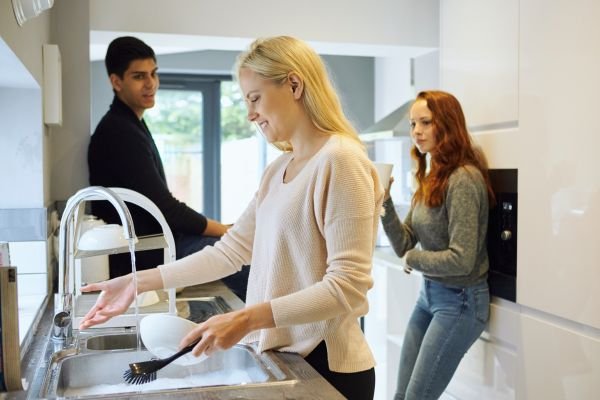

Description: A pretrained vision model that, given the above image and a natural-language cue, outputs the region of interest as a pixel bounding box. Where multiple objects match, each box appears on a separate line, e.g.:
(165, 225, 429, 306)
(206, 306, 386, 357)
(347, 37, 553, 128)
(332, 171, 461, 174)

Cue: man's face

(110, 58, 159, 118)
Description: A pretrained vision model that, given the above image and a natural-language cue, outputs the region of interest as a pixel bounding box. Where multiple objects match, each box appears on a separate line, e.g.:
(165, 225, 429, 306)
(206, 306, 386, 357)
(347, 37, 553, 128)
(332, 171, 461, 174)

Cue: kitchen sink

(40, 334, 295, 399)
(85, 333, 138, 350)
(35, 294, 300, 399)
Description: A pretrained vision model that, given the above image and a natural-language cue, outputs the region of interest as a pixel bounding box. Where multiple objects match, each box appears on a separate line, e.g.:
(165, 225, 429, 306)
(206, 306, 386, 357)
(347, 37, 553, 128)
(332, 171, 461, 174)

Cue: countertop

(12, 280, 345, 400)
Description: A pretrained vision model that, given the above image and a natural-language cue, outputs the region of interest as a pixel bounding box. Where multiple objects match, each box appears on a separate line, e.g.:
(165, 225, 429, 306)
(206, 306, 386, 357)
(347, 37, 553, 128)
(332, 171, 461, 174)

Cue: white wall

(0, 88, 44, 208)
(48, 0, 91, 202)
(0, 0, 51, 207)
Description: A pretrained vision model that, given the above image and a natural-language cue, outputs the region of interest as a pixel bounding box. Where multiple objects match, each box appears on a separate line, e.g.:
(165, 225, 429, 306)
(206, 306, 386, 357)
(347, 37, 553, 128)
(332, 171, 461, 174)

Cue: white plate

(140, 314, 207, 366)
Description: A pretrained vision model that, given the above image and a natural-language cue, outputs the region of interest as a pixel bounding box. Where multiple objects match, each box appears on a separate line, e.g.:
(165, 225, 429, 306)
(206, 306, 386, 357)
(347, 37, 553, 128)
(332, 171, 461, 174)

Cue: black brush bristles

(123, 368, 157, 385)
(122, 339, 200, 385)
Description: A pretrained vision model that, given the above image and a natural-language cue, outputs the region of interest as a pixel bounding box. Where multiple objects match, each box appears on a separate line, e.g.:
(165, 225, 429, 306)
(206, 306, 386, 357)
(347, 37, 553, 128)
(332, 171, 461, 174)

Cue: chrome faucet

(52, 186, 136, 342)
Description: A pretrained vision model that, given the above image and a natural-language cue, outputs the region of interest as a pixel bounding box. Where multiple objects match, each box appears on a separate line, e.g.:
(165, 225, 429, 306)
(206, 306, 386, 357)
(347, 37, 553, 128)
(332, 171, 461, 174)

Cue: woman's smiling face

(239, 67, 298, 143)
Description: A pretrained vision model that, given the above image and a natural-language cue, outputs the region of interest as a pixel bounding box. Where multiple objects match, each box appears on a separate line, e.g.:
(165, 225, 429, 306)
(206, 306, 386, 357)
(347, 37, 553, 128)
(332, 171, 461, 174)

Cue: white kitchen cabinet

(516, 0, 600, 331)
(440, 0, 519, 130)
(519, 312, 600, 399)
(366, 249, 422, 400)
(444, 301, 519, 400)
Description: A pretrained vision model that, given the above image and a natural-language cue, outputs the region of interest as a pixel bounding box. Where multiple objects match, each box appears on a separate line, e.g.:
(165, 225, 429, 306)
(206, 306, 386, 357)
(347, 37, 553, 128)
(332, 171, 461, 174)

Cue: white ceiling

(90, 31, 436, 61)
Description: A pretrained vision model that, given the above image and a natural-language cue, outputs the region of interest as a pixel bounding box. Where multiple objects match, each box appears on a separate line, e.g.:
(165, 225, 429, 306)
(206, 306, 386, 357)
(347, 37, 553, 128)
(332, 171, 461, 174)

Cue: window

(144, 74, 280, 223)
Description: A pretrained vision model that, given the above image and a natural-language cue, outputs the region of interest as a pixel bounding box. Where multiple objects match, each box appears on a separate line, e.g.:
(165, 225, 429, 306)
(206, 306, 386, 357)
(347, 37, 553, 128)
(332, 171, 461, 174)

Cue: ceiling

(90, 31, 436, 61)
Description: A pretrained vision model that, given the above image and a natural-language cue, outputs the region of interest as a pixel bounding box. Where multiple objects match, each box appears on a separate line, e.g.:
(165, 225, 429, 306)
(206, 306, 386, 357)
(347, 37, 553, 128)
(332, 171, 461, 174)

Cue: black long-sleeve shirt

(88, 96, 207, 275)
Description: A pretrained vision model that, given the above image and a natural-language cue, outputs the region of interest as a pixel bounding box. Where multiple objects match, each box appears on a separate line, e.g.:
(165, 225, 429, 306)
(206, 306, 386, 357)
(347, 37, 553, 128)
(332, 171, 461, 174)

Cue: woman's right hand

(79, 274, 136, 329)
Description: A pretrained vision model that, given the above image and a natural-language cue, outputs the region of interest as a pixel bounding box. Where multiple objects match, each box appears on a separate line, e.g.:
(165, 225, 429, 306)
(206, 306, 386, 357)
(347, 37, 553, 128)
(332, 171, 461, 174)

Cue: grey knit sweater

(381, 165, 489, 287)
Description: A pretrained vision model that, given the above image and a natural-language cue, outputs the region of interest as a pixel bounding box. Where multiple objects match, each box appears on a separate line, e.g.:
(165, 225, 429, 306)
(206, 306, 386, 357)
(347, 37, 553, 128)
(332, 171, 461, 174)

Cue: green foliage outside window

(221, 81, 256, 141)
(144, 81, 255, 144)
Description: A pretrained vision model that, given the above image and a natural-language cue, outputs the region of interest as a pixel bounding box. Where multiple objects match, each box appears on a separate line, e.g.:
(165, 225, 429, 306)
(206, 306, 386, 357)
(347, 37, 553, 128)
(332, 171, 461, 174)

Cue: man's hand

(203, 219, 231, 237)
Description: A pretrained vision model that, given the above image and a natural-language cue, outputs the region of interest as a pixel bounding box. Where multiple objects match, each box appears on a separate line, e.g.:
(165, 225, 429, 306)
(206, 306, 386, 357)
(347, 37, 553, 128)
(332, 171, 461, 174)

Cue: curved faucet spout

(53, 186, 137, 341)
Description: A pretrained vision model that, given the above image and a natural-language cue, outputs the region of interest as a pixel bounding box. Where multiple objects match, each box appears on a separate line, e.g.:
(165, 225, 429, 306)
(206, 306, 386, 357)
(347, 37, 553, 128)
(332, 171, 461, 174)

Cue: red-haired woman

(381, 90, 495, 400)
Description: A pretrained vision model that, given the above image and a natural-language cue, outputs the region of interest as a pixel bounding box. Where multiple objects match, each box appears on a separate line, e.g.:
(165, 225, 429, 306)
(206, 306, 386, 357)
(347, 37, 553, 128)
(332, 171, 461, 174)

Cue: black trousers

(304, 341, 375, 400)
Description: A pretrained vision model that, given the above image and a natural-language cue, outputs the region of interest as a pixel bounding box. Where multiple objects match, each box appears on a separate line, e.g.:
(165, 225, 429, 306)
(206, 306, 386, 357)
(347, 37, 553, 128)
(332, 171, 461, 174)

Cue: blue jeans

(394, 279, 490, 400)
(175, 234, 250, 302)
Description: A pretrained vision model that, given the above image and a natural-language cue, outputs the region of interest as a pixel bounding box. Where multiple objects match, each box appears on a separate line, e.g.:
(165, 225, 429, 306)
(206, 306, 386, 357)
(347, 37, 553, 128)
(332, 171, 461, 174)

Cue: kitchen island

(13, 280, 345, 399)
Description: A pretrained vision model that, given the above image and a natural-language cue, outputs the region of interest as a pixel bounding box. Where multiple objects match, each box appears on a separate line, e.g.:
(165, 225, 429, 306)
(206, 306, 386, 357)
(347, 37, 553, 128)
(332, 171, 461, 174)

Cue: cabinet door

(440, 0, 519, 130)
(520, 313, 600, 400)
(366, 254, 422, 400)
(445, 336, 517, 400)
(444, 302, 519, 400)
(516, 0, 600, 331)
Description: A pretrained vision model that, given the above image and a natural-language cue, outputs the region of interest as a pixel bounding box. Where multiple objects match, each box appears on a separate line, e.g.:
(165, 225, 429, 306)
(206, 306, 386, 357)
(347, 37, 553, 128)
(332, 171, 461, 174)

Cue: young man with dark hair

(88, 36, 248, 301)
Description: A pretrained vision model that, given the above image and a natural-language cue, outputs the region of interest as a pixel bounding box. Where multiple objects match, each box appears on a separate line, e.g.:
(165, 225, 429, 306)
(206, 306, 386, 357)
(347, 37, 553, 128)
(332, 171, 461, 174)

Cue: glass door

(144, 75, 222, 219)
(145, 74, 281, 224)
(219, 80, 282, 223)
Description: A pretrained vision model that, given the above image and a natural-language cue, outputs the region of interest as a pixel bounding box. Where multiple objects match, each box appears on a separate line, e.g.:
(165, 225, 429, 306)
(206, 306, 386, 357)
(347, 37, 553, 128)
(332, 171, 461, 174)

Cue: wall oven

(487, 169, 518, 302)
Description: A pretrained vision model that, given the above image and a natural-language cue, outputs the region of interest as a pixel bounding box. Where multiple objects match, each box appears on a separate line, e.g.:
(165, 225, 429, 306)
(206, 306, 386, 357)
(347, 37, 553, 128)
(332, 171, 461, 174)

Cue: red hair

(411, 91, 495, 207)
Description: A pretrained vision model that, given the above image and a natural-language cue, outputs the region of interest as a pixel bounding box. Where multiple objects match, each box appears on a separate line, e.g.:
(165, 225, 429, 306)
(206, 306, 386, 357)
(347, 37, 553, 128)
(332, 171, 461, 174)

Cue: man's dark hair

(105, 36, 156, 78)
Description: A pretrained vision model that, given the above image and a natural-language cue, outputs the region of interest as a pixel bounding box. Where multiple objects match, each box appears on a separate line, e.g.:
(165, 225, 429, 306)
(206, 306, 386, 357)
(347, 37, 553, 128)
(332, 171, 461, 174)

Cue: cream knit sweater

(158, 135, 384, 373)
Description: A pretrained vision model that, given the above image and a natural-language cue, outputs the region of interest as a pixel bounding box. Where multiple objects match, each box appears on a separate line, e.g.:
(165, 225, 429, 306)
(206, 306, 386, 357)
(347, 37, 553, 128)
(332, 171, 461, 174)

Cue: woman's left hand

(180, 302, 275, 357)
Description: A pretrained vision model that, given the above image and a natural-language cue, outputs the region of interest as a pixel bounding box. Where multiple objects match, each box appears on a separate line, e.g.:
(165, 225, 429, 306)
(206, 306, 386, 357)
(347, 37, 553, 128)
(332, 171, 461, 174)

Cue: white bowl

(78, 224, 138, 251)
(140, 314, 207, 366)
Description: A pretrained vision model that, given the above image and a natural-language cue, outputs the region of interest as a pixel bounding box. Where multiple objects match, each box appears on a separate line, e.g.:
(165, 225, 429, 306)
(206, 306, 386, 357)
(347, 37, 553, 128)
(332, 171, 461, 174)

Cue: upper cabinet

(439, 0, 600, 331)
(440, 0, 519, 130)
(516, 0, 600, 330)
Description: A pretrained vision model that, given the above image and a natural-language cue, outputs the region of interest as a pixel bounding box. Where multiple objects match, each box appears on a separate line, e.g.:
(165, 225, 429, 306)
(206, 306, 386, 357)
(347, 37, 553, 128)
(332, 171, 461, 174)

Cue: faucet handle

(51, 311, 72, 341)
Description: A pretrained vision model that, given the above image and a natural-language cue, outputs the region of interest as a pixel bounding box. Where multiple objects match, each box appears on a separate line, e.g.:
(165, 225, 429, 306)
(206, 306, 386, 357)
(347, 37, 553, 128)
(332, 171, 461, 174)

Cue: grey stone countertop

(11, 280, 345, 400)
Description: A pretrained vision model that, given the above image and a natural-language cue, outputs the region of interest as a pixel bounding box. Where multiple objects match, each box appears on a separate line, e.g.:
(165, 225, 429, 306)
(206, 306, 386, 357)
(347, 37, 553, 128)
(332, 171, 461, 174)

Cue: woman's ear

(288, 73, 304, 99)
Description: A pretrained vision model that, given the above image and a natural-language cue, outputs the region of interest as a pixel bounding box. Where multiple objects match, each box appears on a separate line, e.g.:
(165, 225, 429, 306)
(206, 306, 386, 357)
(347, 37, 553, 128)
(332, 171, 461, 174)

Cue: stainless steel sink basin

(40, 335, 295, 399)
(85, 333, 138, 350)
(26, 290, 345, 399)
(37, 294, 295, 399)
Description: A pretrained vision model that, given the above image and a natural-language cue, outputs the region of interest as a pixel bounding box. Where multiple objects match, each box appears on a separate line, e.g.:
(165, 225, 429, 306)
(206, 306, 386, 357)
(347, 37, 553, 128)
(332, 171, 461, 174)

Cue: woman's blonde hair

(235, 36, 361, 151)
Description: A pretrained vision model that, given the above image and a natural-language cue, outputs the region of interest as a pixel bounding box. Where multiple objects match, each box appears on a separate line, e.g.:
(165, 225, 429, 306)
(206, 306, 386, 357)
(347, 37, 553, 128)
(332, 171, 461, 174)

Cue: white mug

(374, 162, 394, 190)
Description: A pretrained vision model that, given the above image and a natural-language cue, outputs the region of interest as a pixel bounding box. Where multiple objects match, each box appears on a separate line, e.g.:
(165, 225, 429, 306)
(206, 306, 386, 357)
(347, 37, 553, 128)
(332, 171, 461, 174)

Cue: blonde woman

(81, 36, 384, 399)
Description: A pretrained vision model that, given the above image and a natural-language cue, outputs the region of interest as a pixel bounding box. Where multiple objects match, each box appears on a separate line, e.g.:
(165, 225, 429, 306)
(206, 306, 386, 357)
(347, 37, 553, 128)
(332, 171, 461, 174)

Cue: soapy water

(63, 369, 254, 397)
